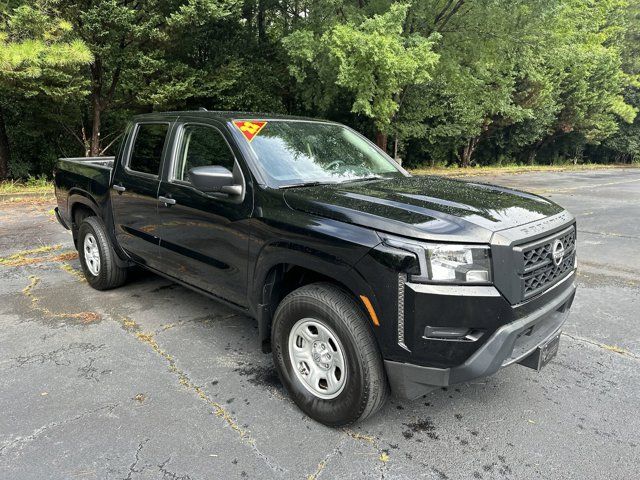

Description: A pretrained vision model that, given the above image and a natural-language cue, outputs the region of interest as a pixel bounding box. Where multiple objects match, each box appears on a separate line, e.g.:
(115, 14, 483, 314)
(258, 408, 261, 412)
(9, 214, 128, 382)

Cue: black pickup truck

(54, 111, 576, 426)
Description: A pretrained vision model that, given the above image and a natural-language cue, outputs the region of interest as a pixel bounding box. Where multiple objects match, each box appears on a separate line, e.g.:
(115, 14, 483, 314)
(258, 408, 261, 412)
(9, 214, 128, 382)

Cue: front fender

(249, 214, 382, 308)
(248, 215, 384, 351)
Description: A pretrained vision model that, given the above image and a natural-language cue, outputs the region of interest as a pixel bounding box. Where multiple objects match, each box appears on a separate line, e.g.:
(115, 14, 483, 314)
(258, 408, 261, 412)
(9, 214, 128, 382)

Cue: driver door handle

(158, 195, 176, 206)
(112, 184, 126, 193)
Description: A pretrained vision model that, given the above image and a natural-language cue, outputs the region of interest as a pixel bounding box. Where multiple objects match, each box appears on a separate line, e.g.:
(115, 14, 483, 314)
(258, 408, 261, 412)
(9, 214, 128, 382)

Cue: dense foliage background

(1, 0, 639, 179)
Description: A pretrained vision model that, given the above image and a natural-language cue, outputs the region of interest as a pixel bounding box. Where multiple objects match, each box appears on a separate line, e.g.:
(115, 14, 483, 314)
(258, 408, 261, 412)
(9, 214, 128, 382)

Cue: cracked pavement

(1, 168, 639, 479)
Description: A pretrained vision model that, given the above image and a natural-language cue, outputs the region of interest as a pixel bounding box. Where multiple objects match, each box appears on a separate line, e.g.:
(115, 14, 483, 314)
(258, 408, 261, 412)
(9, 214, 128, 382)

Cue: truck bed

(54, 156, 116, 227)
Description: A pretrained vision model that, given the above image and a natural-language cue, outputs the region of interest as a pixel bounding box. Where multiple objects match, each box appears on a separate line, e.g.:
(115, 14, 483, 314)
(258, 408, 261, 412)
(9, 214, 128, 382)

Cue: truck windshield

(239, 120, 405, 187)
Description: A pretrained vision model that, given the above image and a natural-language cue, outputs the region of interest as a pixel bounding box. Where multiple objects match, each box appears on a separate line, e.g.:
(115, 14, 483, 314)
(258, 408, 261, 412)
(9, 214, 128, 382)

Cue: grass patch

(0, 244, 62, 265)
(602, 344, 631, 355)
(409, 163, 637, 177)
(0, 176, 53, 194)
(0, 244, 78, 267)
(21, 274, 101, 324)
(59, 263, 86, 282)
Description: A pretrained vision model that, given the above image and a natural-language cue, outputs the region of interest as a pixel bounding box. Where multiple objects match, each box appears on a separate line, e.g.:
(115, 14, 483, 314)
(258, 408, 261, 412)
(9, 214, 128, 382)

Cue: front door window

(174, 125, 235, 183)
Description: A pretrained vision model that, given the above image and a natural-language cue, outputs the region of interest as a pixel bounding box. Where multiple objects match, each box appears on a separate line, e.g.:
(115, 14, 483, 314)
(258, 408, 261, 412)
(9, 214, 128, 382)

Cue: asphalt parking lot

(1, 168, 638, 479)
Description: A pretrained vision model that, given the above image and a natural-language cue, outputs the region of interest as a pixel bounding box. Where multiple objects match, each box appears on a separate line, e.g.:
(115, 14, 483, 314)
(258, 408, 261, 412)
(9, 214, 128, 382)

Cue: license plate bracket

(518, 331, 561, 371)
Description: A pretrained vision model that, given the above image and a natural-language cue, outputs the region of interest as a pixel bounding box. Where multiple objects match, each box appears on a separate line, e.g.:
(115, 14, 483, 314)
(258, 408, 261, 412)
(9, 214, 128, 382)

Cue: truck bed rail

(58, 156, 115, 170)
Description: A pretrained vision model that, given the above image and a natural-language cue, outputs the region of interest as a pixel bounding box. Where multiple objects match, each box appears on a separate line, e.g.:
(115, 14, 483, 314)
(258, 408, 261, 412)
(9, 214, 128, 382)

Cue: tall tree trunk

(89, 60, 103, 157)
(257, 0, 266, 44)
(90, 95, 102, 156)
(528, 135, 554, 166)
(376, 131, 388, 152)
(460, 136, 479, 167)
(293, 0, 299, 26)
(242, 1, 254, 39)
(393, 135, 400, 163)
(0, 104, 10, 179)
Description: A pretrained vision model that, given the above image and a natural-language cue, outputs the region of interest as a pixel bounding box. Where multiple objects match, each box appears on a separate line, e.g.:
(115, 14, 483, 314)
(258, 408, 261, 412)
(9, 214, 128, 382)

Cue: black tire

(77, 216, 128, 290)
(272, 283, 389, 426)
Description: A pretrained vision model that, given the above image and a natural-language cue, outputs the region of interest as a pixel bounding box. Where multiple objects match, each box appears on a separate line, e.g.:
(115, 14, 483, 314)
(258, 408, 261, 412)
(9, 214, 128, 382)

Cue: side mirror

(188, 165, 242, 196)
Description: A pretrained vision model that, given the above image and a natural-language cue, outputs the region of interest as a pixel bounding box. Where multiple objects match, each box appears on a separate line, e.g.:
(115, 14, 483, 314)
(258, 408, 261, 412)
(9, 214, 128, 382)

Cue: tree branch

(436, 0, 465, 32)
(58, 120, 85, 149)
(99, 132, 124, 155)
(105, 65, 122, 106)
(434, 0, 455, 25)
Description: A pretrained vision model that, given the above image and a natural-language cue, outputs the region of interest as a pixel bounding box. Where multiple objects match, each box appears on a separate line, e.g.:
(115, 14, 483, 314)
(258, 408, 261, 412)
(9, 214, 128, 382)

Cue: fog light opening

(423, 326, 484, 342)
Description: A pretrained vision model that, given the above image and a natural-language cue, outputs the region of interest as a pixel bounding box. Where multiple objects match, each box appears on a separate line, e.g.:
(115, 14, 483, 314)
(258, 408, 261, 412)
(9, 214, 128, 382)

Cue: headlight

(381, 235, 492, 284)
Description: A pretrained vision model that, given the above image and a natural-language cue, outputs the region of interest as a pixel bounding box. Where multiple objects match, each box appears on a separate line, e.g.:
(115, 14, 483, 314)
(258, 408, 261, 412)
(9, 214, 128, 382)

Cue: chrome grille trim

(397, 273, 410, 351)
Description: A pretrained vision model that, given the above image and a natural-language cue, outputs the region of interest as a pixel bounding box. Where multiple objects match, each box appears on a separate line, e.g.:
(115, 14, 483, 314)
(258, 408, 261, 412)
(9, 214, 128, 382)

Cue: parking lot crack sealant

(114, 314, 287, 475)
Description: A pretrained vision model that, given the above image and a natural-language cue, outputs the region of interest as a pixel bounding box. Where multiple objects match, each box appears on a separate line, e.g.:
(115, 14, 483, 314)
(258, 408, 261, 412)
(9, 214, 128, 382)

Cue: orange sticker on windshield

(234, 120, 267, 142)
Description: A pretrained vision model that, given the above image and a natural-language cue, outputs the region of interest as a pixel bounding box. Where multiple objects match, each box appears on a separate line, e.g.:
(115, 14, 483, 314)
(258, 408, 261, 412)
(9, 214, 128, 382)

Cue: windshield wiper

(279, 181, 333, 189)
(280, 176, 384, 189)
(338, 175, 384, 184)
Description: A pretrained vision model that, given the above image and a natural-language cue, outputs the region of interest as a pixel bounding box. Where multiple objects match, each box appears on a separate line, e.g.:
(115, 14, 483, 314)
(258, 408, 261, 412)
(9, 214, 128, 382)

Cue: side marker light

(359, 295, 380, 327)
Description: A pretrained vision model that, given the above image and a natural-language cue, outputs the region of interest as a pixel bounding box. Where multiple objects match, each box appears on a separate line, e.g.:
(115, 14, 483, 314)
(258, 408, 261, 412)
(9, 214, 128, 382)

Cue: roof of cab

(131, 110, 333, 123)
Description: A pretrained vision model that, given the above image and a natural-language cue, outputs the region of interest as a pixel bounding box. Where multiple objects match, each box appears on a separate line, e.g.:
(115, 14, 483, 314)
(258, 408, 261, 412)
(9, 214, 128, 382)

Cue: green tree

(598, 0, 640, 163)
(284, 3, 440, 151)
(547, 1, 635, 147)
(138, 0, 285, 113)
(0, 2, 91, 178)
(54, 0, 248, 156)
(54, 0, 163, 156)
(396, 0, 636, 167)
(1, 0, 639, 177)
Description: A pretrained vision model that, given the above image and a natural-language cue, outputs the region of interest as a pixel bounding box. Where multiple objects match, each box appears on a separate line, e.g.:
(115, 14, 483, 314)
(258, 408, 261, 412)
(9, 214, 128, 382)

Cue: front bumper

(385, 274, 576, 399)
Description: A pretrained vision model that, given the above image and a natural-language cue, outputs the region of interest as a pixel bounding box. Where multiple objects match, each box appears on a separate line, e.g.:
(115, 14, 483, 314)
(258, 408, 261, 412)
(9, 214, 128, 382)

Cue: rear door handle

(112, 185, 126, 193)
(158, 195, 176, 206)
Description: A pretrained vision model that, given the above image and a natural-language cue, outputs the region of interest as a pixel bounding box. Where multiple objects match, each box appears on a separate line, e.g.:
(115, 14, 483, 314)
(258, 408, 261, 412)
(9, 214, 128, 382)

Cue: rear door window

(128, 123, 169, 176)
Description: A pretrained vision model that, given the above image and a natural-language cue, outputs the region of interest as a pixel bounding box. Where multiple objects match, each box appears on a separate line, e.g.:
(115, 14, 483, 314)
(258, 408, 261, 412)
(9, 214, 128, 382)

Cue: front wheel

(77, 216, 128, 290)
(272, 283, 389, 426)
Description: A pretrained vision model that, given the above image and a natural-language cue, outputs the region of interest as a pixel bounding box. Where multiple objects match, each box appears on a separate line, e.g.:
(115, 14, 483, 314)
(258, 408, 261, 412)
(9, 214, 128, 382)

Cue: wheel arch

(253, 258, 380, 354)
(68, 192, 101, 245)
(68, 191, 131, 267)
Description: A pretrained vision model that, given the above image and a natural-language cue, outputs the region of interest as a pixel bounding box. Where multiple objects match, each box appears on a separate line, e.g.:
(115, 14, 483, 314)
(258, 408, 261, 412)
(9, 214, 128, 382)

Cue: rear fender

(68, 191, 132, 267)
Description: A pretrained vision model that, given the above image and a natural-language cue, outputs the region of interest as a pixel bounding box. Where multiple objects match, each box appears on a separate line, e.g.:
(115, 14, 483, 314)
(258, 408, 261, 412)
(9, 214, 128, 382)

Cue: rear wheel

(272, 283, 389, 426)
(78, 216, 128, 290)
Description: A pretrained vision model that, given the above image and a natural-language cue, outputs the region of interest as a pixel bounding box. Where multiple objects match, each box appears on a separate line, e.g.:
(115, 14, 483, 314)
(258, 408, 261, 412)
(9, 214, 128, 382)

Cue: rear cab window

(128, 123, 170, 176)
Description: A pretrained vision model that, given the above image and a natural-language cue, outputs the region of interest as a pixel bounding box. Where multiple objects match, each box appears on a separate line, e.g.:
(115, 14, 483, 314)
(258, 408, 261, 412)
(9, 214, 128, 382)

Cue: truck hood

(283, 176, 564, 243)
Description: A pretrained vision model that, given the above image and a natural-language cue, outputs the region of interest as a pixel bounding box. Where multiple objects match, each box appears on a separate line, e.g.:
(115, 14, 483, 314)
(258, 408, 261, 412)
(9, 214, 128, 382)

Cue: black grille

(523, 253, 575, 298)
(517, 226, 576, 299)
(523, 228, 576, 273)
